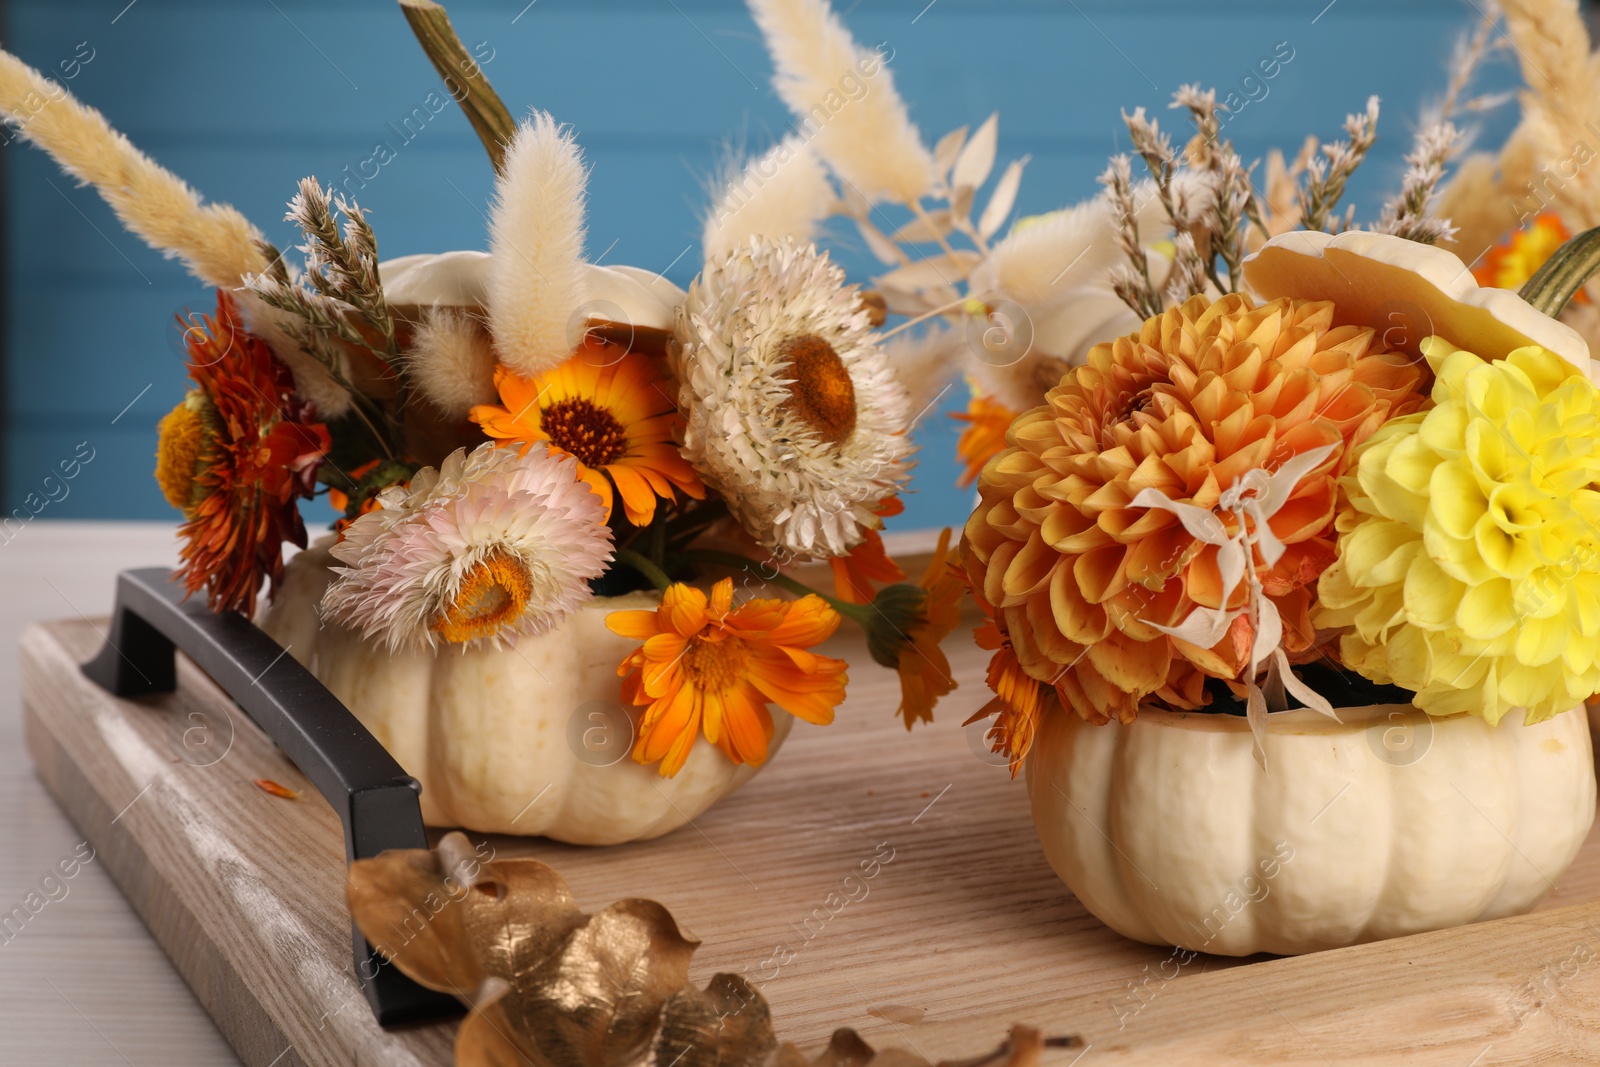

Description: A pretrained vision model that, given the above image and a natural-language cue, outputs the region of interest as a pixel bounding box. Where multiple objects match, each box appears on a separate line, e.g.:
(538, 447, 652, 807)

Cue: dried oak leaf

(348, 832, 1064, 1067)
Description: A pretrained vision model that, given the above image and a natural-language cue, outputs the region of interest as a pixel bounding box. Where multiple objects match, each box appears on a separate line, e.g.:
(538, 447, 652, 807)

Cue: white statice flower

(321, 443, 612, 650)
(674, 236, 912, 560)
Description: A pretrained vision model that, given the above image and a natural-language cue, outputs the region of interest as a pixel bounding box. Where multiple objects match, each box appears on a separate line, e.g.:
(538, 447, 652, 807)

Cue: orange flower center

(541, 397, 628, 468)
(681, 634, 749, 694)
(155, 397, 210, 513)
(782, 334, 856, 444)
(432, 549, 532, 644)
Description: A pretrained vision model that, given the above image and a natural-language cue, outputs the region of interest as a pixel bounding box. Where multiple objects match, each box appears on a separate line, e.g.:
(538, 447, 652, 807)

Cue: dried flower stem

(400, 0, 515, 173)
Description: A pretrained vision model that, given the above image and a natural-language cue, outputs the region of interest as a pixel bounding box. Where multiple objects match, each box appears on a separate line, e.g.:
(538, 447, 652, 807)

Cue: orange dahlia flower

(963, 293, 1428, 725)
(606, 578, 847, 776)
(156, 291, 329, 617)
(470, 344, 703, 527)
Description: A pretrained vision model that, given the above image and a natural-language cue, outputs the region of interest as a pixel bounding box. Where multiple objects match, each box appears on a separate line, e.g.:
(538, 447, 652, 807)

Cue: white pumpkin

(1027, 703, 1595, 956)
(261, 250, 783, 845)
(262, 541, 791, 846)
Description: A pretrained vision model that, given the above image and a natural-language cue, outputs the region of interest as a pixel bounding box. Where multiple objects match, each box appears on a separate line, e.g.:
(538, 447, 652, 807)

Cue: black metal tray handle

(80, 567, 461, 1027)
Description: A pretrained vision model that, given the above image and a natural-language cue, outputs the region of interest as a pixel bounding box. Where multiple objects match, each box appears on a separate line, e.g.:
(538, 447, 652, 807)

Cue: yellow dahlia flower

(964, 292, 1428, 726)
(1316, 339, 1600, 724)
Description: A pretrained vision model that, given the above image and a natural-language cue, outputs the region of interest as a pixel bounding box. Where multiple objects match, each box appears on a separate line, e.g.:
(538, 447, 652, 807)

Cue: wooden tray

(21, 614, 1600, 1065)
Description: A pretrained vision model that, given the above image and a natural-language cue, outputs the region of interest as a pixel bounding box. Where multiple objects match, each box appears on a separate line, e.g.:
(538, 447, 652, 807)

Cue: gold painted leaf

(347, 834, 1071, 1067)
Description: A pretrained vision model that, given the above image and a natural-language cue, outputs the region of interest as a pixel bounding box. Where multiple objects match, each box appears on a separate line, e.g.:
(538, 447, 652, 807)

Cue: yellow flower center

(154, 396, 210, 513)
(432, 549, 533, 645)
(541, 397, 628, 468)
(782, 334, 856, 444)
(680, 634, 748, 694)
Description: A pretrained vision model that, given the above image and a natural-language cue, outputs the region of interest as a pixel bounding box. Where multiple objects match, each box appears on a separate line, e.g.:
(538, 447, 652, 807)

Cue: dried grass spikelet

(968, 199, 1122, 309)
(703, 136, 836, 263)
(1436, 152, 1521, 266)
(347, 831, 1067, 1067)
(487, 111, 589, 377)
(0, 49, 265, 289)
(748, 0, 935, 204)
(233, 289, 353, 419)
(1500, 0, 1600, 228)
(407, 307, 497, 418)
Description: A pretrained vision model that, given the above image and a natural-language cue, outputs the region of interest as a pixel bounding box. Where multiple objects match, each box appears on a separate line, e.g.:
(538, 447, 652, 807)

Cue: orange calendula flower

(1473, 213, 1573, 292)
(964, 590, 1044, 777)
(470, 344, 703, 527)
(952, 392, 1017, 489)
(830, 497, 906, 603)
(607, 578, 847, 777)
(155, 290, 330, 617)
(893, 528, 964, 728)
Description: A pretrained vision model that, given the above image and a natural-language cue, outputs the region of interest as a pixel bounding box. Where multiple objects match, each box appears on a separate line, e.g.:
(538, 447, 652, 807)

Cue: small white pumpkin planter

(262, 542, 790, 845)
(1027, 704, 1595, 956)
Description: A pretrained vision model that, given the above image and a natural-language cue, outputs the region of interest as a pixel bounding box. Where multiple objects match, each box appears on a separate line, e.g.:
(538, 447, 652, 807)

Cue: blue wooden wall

(1, 0, 1514, 530)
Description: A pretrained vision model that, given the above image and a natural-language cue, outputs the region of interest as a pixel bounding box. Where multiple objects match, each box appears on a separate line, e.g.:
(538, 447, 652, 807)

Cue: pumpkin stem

(400, 0, 516, 175)
(1519, 224, 1600, 316)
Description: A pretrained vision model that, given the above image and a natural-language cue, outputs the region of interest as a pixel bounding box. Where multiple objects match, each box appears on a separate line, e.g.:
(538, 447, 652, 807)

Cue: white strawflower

(674, 236, 912, 560)
(321, 443, 612, 650)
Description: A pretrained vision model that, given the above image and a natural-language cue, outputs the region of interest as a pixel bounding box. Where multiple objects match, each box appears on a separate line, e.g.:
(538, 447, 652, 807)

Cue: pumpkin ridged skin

(1026, 705, 1595, 956)
(262, 542, 789, 845)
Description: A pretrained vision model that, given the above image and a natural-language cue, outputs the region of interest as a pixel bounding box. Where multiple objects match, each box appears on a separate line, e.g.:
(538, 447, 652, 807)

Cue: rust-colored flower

(829, 497, 906, 603)
(962, 293, 1428, 724)
(952, 391, 1017, 489)
(607, 578, 847, 776)
(155, 291, 329, 616)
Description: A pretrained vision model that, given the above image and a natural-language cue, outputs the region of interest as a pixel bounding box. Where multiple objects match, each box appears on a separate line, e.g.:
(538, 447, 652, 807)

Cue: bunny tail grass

(0, 48, 266, 288)
(487, 111, 589, 376)
(703, 137, 835, 263)
(407, 307, 497, 418)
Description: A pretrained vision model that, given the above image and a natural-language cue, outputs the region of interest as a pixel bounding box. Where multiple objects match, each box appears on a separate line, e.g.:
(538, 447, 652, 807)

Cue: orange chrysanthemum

(157, 291, 330, 617)
(1473, 213, 1572, 293)
(893, 528, 964, 728)
(607, 578, 847, 777)
(471, 343, 704, 527)
(963, 293, 1428, 725)
(952, 391, 1017, 489)
(830, 497, 906, 603)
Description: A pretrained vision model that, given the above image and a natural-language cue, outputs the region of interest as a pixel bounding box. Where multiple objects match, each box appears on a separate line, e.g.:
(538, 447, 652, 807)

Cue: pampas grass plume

(748, 0, 935, 204)
(0, 48, 265, 288)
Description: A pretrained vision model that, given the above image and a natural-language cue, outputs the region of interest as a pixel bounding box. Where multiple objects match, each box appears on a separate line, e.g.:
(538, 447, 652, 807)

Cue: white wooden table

(0, 522, 238, 1066)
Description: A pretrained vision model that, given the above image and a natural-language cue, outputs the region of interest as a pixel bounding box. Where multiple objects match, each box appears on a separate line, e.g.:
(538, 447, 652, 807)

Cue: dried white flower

(322, 444, 612, 651)
(674, 237, 912, 559)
